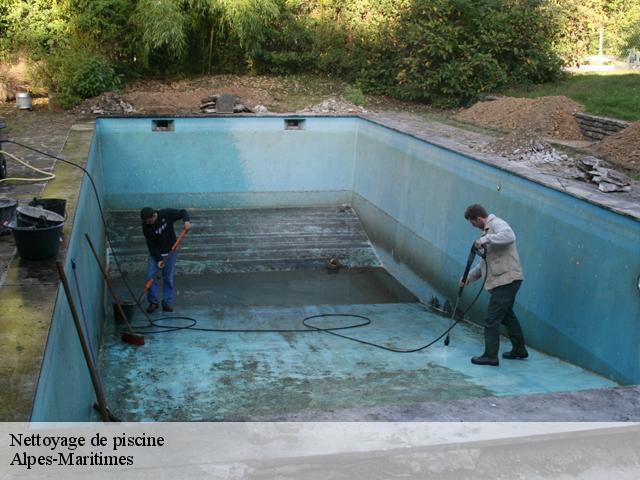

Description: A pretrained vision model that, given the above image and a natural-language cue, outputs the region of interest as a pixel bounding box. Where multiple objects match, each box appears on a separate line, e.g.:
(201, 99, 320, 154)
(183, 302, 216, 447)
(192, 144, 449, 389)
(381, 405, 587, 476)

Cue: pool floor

(98, 272, 617, 421)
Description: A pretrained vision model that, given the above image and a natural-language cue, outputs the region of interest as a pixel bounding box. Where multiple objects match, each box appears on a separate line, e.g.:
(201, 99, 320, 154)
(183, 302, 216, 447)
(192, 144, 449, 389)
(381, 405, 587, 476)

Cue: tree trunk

(598, 27, 604, 55)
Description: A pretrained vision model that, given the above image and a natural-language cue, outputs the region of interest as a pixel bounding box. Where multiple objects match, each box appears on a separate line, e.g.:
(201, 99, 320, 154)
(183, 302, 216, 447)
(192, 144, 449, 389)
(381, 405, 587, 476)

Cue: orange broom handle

(143, 227, 189, 291)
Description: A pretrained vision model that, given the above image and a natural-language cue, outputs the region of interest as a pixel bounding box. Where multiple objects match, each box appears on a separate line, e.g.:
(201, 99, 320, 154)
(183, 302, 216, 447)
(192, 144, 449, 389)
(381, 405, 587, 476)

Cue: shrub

(43, 45, 120, 107)
(344, 85, 366, 106)
(363, 0, 563, 106)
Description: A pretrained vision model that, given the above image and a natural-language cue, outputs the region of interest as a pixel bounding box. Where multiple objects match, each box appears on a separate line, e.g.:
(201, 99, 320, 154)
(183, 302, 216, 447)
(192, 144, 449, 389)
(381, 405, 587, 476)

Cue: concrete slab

(98, 303, 617, 421)
(113, 268, 418, 307)
(0, 111, 93, 420)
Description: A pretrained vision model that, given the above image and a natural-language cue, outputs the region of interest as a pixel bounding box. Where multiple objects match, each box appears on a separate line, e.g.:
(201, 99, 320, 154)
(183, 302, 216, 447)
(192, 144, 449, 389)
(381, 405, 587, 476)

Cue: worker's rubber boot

(146, 303, 158, 314)
(504, 329, 528, 359)
(471, 324, 500, 366)
(502, 349, 529, 360)
(471, 355, 499, 366)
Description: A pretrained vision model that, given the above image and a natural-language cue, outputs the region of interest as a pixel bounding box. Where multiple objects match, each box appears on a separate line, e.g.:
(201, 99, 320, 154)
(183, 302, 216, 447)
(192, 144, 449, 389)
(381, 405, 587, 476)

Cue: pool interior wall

(30, 132, 108, 421)
(32, 116, 639, 420)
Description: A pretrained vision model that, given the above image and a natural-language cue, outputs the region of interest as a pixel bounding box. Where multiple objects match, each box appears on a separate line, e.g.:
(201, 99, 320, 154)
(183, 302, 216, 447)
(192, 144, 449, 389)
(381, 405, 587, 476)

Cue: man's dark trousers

(483, 280, 525, 359)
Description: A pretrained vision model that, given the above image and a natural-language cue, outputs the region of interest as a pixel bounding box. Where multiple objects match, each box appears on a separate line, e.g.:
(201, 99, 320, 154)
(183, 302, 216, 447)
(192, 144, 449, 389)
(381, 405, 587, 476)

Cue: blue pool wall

(91, 117, 639, 386)
(352, 120, 640, 385)
(98, 117, 357, 209)
(30, 132, 108, 421)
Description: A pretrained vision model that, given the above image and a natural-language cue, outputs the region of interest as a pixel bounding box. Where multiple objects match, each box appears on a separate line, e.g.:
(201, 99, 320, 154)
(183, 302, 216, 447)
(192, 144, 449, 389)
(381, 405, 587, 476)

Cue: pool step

(106, 206, 382, 275)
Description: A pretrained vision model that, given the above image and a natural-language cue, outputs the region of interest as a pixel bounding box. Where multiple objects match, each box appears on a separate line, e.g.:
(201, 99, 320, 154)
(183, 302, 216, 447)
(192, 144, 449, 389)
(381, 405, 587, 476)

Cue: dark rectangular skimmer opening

(284, 119, 305, 130)
(152, 119, 175, 131)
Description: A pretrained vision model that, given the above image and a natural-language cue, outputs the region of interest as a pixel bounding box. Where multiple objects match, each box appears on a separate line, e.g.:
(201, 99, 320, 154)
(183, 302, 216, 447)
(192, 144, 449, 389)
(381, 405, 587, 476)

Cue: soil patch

(597, 122, 640, 173)
(122, 77, 275, 114)
(456, 96, 585, 140)
(74, 78, 276, 115)
(72, 77, 375, 115)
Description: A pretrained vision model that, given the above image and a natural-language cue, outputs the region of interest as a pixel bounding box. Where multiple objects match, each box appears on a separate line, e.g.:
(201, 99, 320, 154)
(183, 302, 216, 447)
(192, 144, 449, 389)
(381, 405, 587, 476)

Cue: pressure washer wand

(444, 243, 484, 346)
(137, 227, 189, 304)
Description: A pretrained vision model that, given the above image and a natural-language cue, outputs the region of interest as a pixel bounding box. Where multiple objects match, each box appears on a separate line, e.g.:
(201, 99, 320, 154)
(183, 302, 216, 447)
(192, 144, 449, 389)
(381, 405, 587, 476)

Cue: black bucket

(29, 197, 66, 218)
(16, 205, 64, 228)
(10, 221, 64, 260)
(0, 198, 17, 226)
(113, 302, 136, 324)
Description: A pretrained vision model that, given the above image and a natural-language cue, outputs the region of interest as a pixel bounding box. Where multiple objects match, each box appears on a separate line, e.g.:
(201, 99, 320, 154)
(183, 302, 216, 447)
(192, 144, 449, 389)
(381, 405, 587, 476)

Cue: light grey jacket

(468, 214, 524, 290)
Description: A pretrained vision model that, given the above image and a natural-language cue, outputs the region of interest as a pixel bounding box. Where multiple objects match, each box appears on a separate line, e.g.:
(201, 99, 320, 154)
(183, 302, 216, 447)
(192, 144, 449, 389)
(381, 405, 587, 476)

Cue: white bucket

(16, 92, 32, 110)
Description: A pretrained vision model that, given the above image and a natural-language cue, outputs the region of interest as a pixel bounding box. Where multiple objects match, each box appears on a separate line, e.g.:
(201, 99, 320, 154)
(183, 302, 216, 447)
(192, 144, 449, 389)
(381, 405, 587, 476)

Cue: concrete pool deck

(0, 109, 638, 421)
(0, 109, 92, 421)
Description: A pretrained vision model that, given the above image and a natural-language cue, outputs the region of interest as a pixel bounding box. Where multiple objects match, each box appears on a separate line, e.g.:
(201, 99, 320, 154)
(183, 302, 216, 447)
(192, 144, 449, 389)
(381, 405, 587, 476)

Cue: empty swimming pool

(31, 116, 639, 421)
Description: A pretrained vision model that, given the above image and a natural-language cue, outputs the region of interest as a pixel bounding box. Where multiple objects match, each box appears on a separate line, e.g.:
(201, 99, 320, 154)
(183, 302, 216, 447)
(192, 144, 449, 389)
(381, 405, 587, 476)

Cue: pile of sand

(456, 96, 585, 140)
(597, 122, 640, 174)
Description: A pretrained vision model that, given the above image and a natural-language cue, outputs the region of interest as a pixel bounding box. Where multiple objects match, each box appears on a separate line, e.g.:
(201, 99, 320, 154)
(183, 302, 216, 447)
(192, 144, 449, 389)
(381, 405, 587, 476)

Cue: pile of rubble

(199, 94, 268, 114)
(576, 156, 632, 193)
(486, 128, 633, 192)
(74, 92, 135, 115)
(299, 97, 367, 114)
(487, 129, 571, 167)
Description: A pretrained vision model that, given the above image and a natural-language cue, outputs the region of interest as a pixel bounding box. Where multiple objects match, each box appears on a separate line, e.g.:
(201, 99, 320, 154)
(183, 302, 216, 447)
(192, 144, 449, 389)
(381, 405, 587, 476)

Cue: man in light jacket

(461, 204, 528, 366)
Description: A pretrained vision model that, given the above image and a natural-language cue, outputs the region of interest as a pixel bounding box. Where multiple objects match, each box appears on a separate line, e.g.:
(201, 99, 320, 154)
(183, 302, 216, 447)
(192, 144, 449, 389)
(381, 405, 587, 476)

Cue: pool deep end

(32, 116, 639, 420)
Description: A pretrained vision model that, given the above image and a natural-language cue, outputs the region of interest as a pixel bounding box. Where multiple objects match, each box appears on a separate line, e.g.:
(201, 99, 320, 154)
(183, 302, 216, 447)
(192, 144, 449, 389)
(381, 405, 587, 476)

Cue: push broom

(85, 234, 145, 346)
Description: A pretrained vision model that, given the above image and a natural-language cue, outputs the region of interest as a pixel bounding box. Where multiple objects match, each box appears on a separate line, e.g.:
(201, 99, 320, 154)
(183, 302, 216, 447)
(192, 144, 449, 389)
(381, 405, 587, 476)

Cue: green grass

(501, 70, 640, 121)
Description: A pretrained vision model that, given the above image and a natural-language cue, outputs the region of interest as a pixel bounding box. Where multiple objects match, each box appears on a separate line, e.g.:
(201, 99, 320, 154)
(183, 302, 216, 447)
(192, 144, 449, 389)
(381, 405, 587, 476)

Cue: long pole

(56, 261, 110, 422)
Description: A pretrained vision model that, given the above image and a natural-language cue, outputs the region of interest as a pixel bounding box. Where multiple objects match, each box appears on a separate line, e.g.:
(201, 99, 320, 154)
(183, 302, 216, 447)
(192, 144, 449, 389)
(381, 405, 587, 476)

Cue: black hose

(444, 242, 487, 345)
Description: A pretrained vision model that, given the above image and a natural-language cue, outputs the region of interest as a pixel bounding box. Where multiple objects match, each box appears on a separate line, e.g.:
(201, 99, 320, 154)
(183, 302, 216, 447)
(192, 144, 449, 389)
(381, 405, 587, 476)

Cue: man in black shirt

(141, 207, 192, 313)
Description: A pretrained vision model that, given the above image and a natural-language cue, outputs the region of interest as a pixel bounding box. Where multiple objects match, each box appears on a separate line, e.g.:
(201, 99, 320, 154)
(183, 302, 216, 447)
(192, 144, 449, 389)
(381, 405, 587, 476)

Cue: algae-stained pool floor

(98, 272, 617, 421)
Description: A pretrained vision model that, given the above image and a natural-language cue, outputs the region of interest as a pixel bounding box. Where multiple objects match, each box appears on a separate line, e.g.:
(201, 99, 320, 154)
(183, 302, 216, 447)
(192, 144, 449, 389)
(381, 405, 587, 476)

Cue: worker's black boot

(504, 328, 528, 359)
(472, 324, 500, 366)
(146, 303, 158, 314)
(502, 349, 529, 360)
(471, 355, 499, 366)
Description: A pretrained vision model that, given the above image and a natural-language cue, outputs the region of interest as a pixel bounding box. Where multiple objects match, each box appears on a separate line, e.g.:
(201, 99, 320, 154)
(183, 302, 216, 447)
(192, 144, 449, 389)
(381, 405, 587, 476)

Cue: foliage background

(0, 0, 638, 108)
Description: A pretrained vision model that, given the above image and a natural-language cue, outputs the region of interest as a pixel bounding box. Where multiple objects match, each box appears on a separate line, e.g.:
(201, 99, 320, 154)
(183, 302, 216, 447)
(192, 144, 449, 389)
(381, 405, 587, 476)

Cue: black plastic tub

(16, 205, 64, 228)
(0, 198, 17, 226)
(10, 222, 64, 260)
(29, 197, 67, 217)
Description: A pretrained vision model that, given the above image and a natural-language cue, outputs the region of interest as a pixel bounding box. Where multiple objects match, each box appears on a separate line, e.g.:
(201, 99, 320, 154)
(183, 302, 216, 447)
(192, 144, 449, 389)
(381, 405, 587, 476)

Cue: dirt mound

(597, 122, 640, 173)
(73, 77, 277, 115)
(456, 96, 585, 140)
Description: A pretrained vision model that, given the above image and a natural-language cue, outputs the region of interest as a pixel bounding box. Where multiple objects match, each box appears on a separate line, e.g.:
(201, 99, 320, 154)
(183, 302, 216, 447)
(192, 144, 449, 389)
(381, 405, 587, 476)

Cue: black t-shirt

(142, 208, 190, 261)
